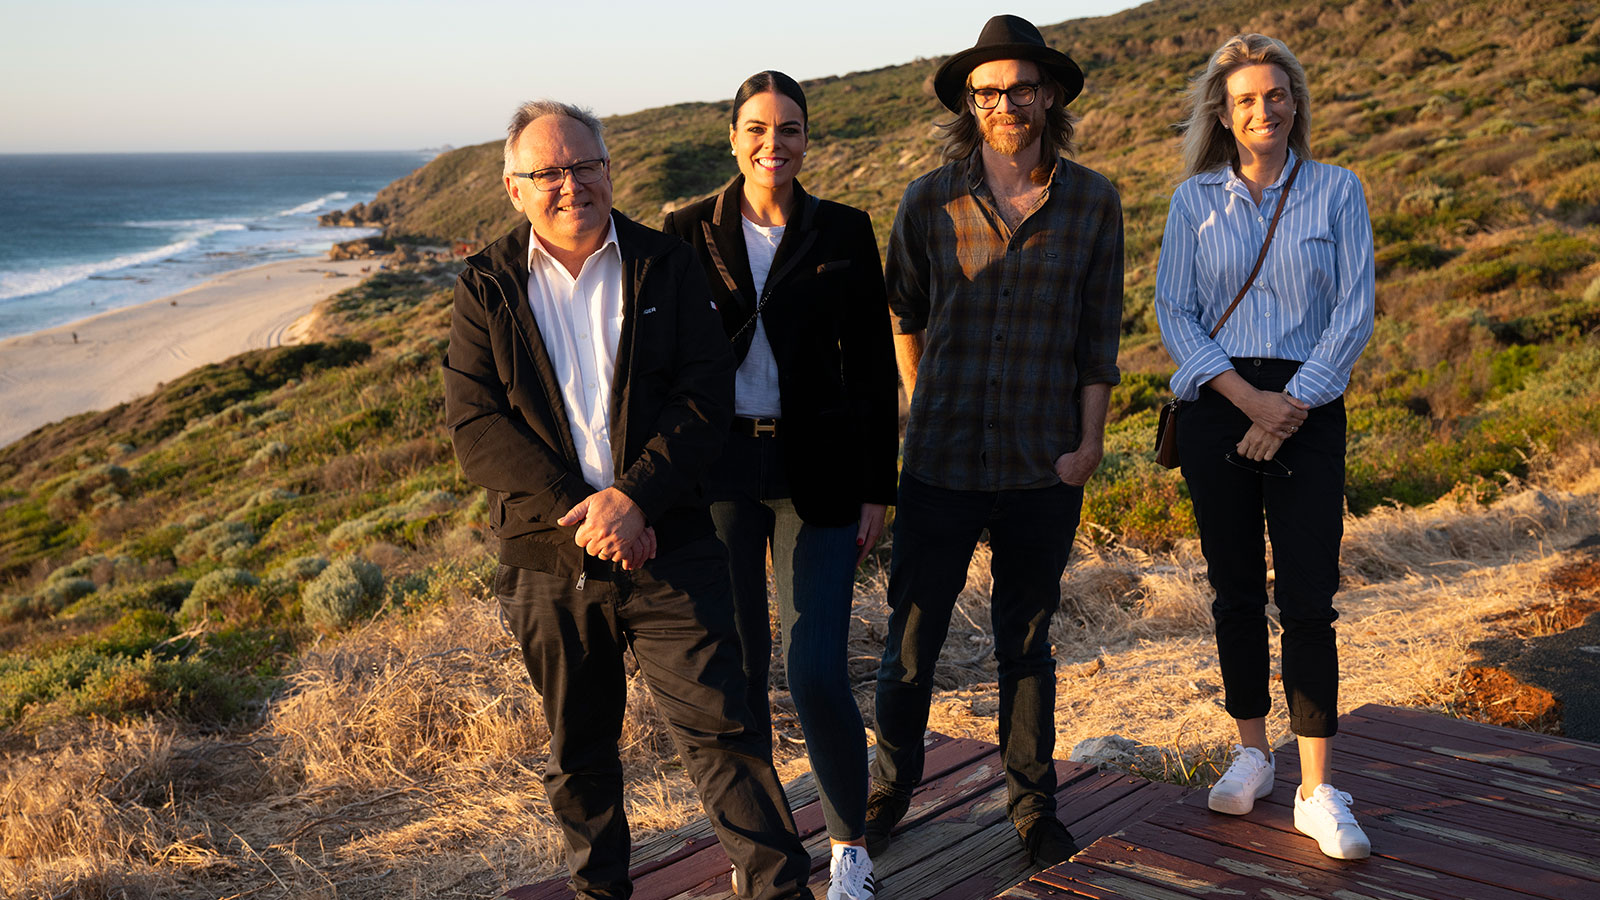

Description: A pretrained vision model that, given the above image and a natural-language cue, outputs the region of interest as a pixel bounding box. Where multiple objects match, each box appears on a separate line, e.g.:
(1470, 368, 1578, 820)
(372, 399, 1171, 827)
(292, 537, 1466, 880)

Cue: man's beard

(980, 112, 1041, 155)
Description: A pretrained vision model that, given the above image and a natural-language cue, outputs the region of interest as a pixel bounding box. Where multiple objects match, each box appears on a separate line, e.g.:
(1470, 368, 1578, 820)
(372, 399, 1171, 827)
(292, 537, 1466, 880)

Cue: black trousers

(872, 472, 1083, 828)
(495, 536, 811, 900)
(1178, 358, 1345, 738)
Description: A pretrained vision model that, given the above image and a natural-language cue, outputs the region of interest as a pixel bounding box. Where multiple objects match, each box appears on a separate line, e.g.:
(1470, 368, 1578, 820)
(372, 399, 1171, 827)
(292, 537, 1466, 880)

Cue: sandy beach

(0, 257, 376, 448)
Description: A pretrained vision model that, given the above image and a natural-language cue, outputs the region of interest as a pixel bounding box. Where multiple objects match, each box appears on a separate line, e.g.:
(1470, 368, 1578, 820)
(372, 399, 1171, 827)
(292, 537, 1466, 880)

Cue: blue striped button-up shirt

(1154, 152, 1375, 407)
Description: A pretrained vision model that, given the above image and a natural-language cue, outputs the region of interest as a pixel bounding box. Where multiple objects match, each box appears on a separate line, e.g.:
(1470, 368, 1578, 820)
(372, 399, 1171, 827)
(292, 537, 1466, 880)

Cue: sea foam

(0, 219, 251, 302)
(277, 191, 349, 217)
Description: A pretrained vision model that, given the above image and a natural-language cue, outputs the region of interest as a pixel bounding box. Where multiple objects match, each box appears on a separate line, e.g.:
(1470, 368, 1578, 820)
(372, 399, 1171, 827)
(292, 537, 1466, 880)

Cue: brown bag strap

(1208, 158, 1304, 340)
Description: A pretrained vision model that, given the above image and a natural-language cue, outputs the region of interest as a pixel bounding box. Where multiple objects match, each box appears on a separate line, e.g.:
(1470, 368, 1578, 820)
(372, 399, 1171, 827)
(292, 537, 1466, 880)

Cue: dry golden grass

(4, 464, 1598, 899)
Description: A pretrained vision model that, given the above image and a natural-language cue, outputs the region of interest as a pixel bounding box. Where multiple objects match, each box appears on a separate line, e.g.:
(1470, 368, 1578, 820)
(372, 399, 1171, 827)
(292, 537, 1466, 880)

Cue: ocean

(0, 151, 432, 340)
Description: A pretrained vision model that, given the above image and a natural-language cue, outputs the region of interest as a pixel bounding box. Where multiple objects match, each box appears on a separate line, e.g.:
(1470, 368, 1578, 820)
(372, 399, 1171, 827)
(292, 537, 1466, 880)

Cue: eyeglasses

(1224, 450, 1292, 478)
(510, 158, 608, 192)
(970, 83, 1040, 109)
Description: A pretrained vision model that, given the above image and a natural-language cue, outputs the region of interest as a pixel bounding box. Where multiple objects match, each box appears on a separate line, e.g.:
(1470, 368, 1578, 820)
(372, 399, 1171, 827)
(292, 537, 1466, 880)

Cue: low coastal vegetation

(2, 0, 1599, 895)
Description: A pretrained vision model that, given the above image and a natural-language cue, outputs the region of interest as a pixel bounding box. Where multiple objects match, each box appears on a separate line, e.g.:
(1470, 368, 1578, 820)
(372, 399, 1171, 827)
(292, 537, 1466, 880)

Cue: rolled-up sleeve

(1285, 171, 1375, 407)
(1155, 185, 1235, 400)
(1076, 190, 1124, 387)
(884, 186, 931, 335)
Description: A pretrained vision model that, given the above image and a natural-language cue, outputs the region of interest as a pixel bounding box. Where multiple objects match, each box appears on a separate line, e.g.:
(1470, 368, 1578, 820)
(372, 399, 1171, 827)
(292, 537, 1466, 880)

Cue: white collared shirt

(527, 220, 624, 490)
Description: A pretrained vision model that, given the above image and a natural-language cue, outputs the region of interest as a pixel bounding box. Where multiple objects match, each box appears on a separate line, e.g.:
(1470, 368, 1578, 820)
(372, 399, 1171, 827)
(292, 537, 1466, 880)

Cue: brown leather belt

(730, 416, 780, 437)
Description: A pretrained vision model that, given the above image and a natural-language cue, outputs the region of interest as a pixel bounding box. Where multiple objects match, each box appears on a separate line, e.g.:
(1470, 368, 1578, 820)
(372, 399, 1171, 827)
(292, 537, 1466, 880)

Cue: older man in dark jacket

(444, 98, 810, 900)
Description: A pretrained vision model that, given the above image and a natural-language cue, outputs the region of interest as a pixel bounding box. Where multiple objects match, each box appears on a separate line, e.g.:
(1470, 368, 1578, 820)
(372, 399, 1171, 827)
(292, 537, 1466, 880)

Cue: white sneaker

(1207, 744, 1274, 815)
(827, 844, 877, 900)
(1294, 783, 1372, 859)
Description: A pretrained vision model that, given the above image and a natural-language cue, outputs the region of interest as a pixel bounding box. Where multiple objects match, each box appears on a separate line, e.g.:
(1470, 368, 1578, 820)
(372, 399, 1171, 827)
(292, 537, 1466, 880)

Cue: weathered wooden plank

(888, 817, 1040, 900)
(1065, 779, 1188, 848)
(1281, 736, 1600, 832)
(1286, 732, 1600, 828)
(1336, 710, 1600, 788)
(1350, 703, 1600, 764)
(1106, 815, 1554, 900)
(619, 734, 999, 900)
(1163, 784, 1597, 898)
(1004, 866, 1107, 898)
(880, 761, 1175, 900)
(1031, 860, 1119, 891)
(1276, 731, 1600, 821)
(1035, 866, 1227, 900)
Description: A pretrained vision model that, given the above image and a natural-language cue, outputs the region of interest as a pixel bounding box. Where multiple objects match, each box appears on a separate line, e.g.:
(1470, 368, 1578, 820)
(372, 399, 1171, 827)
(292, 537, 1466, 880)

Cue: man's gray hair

(503, 100, 608, 176)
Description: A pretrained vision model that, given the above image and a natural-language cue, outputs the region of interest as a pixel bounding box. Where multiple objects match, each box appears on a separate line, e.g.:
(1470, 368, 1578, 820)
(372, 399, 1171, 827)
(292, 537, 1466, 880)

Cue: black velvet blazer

(663, 177, 899, 526)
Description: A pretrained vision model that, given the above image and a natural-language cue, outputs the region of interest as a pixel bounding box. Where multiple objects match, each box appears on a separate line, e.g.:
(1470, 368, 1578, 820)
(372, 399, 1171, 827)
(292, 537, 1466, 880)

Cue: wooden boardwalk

(1008, 703, 1600, 900)
(503, 732, 1183, 900)
(504, 704, 1600, 899)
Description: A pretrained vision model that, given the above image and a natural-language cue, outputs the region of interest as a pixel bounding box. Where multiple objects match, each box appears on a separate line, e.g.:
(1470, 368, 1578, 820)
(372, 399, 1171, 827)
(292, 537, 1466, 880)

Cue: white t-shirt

(525, 221, 623, 490)
(736, 216, 784, 417)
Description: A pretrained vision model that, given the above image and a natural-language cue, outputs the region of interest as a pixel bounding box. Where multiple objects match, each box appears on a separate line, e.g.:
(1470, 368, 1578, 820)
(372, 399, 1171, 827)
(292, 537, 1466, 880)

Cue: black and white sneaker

(827, 844, 877, 900)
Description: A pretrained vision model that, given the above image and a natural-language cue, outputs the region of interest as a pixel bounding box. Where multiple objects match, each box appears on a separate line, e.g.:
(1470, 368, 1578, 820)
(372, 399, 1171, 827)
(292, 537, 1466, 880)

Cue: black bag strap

(1209, 157, 1303, 340)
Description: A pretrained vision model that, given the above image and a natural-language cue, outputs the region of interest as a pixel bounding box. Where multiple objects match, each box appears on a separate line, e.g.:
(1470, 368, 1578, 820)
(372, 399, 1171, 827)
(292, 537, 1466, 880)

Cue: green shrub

(58, 653, 271, 726)
(46, 464, 131, 518)
(39, 577, 97, 607)
(180, 568, 260, 622)
(0, 646, 118, 725)
(247, 441, 290, 469)
(174, 520, 256, 564)
(64, 577, 194, 618)
(302, 558, 384, 631)
(327, 489, 457, 548)
(267, 555, 329, 585)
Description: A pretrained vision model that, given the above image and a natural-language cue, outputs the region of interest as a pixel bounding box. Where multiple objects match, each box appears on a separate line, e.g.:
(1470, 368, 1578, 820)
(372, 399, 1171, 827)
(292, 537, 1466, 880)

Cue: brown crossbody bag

(1154, 158, 1303, 469)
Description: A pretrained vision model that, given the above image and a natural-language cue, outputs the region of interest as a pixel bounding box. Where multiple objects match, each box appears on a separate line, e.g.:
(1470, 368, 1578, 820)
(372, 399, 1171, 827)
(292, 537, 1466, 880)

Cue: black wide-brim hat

(933, 14, 1085, 113)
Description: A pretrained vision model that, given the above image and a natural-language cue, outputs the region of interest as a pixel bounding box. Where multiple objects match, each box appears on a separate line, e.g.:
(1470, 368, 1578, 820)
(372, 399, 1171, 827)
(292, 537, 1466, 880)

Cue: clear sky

(1, 0, 1145, 153)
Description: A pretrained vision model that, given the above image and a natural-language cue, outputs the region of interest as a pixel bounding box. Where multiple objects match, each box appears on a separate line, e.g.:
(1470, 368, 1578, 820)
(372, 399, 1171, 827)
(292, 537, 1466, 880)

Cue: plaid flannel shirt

(887, 154, 1123, 491)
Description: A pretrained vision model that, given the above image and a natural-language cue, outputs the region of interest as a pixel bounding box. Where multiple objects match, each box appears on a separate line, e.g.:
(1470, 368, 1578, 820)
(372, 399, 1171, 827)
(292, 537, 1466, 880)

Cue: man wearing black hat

(865, 15, 1123, 868)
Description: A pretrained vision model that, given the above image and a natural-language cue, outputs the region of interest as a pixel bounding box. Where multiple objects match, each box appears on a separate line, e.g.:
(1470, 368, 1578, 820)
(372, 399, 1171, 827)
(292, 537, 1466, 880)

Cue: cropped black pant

(1178, 358, 1345, 738)
(495, 536, 810, 900)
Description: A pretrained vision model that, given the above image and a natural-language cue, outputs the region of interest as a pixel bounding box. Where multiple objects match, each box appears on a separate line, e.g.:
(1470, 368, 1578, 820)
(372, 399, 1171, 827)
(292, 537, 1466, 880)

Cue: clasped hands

(556, 487, 656, 570)
(1235, 390, 1310, 461)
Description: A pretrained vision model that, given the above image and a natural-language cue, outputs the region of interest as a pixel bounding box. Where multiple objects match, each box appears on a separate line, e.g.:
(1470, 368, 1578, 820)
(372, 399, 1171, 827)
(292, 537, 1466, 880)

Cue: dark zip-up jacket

(443, 211, 734, 576)
(663, 177, 898, 526)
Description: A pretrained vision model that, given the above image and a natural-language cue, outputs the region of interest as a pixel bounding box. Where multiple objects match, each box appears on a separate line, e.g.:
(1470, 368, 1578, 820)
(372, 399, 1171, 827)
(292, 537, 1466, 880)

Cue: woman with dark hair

(663, 70, 897, 900)
(1154, 34, 1376, 860)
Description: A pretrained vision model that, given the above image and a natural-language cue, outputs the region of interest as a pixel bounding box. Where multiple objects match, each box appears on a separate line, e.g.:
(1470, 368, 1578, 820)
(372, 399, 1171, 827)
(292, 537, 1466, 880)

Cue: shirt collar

(963, 149, 1064, 191)
(527, 217, 620, 271)
(1207, 149, 1300, 190)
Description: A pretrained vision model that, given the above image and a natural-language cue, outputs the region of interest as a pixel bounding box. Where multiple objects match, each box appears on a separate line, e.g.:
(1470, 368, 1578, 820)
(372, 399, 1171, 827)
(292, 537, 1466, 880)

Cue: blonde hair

(937, 73, 1078, 185)
(1178, 34, 1312, 181)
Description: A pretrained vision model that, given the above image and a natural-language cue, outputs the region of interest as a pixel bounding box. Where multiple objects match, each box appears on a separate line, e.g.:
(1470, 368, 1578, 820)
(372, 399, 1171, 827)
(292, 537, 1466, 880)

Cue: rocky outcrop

(327, 237, 391, 261)
(318, 201, 390, 228)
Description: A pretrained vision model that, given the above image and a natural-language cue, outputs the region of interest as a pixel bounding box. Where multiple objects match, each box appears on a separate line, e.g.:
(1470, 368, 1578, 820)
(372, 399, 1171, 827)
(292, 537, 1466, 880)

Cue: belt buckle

(753, 419, 777, 437)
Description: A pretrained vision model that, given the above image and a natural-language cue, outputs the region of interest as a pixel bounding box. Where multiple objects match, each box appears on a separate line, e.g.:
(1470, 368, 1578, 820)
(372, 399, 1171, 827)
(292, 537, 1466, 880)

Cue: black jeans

(708, 433, 869, 843)
(495, 536, 811, 900)
(872, 472, 1083, 828)
(1178, 358, 1345, 738)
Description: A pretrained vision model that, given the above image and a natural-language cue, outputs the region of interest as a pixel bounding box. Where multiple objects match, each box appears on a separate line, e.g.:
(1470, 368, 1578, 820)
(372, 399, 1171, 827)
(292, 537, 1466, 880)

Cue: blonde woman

(1153, 34, 1375, 859)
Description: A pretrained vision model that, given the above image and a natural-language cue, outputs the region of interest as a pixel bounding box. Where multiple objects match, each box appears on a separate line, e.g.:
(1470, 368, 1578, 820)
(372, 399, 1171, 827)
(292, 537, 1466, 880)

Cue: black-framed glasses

(971, 83, 1040, 109)
(1224, 450, 1293, 478)
(510, 158, 608, 192)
